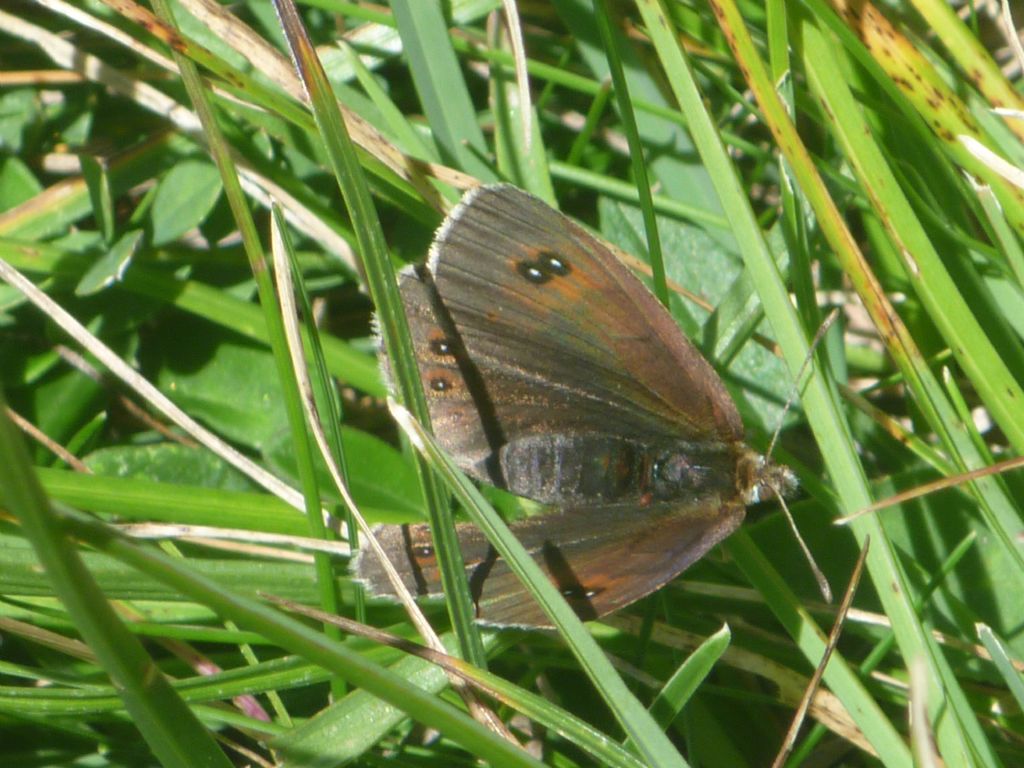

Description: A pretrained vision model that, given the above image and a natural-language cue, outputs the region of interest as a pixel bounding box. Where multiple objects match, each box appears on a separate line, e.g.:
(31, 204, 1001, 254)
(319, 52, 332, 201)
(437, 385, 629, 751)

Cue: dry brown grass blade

(771, 536, 870, 767)
(838, 453, 1024, 524)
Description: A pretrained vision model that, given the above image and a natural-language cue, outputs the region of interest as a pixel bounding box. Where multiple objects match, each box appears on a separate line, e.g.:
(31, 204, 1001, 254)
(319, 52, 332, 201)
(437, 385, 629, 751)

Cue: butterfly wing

(402, 185, 744, 481)
(356, 500, 745, 627)
(362, 184, 757, 626)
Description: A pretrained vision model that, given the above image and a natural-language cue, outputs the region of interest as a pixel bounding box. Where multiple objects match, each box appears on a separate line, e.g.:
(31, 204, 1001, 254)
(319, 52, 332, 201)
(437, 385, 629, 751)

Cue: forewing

(425, 184, 744, 446)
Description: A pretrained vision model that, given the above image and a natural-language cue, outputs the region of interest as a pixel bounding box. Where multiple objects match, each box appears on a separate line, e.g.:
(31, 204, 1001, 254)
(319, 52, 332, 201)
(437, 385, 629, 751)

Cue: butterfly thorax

(494, 433, 744, 507)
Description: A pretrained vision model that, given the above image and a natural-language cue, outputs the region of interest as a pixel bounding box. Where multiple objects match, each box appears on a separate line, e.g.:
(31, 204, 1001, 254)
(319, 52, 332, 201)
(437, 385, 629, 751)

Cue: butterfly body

(356, 184, 795, 627)
(496, 433, 743, 507)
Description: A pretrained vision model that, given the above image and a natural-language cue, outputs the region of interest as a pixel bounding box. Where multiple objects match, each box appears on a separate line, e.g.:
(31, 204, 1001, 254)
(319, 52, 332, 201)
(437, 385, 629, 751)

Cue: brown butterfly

(355, 184, 796, 627)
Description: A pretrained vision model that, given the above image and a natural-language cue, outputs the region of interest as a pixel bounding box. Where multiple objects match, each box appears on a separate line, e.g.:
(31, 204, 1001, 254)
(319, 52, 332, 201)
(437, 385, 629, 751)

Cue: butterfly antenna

(766, 308, 840, 604)
(776, 489, 833, 603)
(766, 308, 840, 462)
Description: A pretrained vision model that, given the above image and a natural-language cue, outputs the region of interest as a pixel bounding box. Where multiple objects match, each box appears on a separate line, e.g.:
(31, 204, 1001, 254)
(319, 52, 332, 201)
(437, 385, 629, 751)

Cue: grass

(1, 0, 1023, 766)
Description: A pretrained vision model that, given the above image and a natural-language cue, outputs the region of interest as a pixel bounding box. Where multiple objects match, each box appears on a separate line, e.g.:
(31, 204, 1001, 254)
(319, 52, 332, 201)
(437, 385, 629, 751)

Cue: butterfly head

(739, 450, 799, 505)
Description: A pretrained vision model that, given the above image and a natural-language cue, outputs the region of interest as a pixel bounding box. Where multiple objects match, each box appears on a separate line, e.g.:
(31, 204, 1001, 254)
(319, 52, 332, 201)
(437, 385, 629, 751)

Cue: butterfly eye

(413, 544, 434, 559)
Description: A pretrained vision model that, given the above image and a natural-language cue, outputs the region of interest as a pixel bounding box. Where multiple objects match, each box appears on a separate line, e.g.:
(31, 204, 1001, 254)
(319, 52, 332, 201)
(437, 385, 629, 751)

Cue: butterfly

(355, 184, 795, 627)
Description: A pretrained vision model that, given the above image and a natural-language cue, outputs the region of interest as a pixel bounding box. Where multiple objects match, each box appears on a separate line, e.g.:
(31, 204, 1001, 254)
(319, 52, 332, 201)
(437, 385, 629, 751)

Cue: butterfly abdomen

(496, 434, 641, 504)
(496, 434, 740, 506)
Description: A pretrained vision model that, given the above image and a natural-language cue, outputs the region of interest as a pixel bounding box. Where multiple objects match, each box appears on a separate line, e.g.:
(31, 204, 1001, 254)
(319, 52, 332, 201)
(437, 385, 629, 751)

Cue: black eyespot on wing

(538, 250, 570, 276)
(516, 261, 551, 284)
(561, 585, 599, 599)
(429, 376, 453, 392)
(429, 337, 454, 356)
(515, 251, 572, 285)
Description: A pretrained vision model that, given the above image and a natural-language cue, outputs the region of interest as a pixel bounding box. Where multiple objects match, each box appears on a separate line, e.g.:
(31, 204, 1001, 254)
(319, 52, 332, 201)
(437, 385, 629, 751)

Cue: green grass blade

(52, 506, 543, 768)
(0, 394, 233, 768)
(976, 624, 1024, 716)
(594, 0, 667, 305)
(637, 0, 917, 762)
(648, 624, 731, 731)
(273, 0, 487, 666)
(390, 0, 497, 183)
